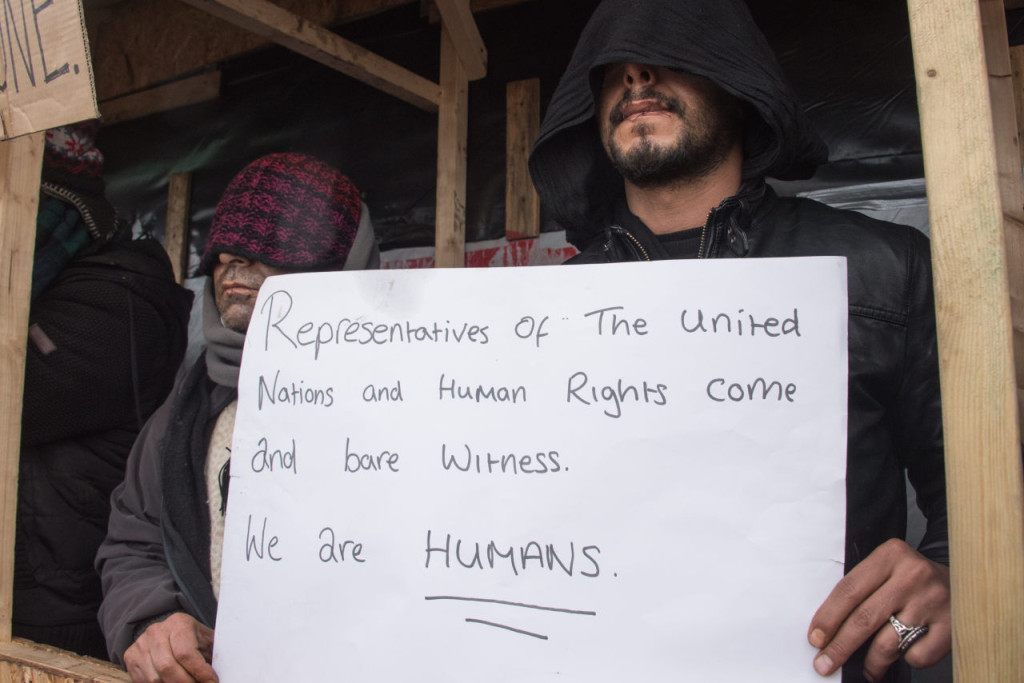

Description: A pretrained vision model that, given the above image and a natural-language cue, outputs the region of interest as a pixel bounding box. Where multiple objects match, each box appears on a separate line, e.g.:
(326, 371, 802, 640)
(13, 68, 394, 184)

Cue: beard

(217, 294, 256, 333)
(604, 86, 743, 188)
(214, 264, 265, 332)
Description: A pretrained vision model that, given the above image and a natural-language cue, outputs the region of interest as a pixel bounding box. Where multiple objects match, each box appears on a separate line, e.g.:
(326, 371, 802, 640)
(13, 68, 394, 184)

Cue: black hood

(529, 0, 828, 247)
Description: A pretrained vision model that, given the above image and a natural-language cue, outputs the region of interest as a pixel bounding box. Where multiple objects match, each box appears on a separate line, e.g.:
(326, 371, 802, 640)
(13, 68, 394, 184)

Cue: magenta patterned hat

(199, 153, 362, 274)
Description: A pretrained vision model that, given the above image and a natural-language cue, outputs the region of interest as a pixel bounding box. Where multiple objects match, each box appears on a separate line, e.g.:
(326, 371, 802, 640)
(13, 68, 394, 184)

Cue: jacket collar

(604, 180, 771, 261)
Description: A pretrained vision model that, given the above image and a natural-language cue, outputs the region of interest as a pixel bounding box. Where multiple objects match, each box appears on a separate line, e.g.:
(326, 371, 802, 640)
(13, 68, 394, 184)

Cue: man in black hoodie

(529, 2, 949, 682)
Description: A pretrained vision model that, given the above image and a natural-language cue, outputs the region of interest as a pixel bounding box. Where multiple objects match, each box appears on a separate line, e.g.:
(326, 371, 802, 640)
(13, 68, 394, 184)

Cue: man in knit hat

(529, 2, 948, 682)
(14, 122, 192, 659)
(96, 153, 378, 681)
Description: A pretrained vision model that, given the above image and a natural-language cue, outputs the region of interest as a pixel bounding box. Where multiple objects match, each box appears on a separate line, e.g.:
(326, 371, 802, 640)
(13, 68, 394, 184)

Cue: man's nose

(623, 63, 657, 88)
(218, 252, 252, 267)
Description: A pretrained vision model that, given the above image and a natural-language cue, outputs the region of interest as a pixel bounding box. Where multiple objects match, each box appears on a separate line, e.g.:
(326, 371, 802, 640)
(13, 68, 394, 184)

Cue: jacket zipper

(40, 181, 104, 241)
(613, 225, 651, 261)
(697, 206, 715, 259)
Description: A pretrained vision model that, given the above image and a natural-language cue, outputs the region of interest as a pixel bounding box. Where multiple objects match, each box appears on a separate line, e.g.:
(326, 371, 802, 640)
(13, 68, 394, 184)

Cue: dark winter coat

(529, 2, 946, 682)
(14, 234, 192, 657)
(96, 355, 234, 664)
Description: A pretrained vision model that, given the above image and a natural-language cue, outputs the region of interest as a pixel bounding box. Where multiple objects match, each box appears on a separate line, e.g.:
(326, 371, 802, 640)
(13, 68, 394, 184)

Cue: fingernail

(863, 671, 876, 682)
(809, 628, 826, 648)
(813, 653, 833, 676)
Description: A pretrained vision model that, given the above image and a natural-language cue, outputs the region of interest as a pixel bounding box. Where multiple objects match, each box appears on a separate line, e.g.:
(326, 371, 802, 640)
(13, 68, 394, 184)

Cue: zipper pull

(726, 216, 750, 256)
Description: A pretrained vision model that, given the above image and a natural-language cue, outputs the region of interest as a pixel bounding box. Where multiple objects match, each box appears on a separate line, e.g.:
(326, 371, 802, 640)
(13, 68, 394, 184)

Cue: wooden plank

(100, 71, 222, 125)
(0, 132, 45, 642)
(1009, 42, 1024, 436)
(505, 78, 541, 240)
(91, 0, 417, 101)
(0, 639, 128, 681)
(906, 1, 1024, 681)
(165, 173, 193, 283)
(1012, 47, 1024, 156)
(433, 0, 487, 80)
(176, 0, 440, 111)
(983, 0, 1024, 444)
(434, 24, 469, 267)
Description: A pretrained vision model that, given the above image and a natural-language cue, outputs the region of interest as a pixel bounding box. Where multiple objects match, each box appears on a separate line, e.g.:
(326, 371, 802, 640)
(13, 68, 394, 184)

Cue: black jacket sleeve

(894, 228, 947, 565)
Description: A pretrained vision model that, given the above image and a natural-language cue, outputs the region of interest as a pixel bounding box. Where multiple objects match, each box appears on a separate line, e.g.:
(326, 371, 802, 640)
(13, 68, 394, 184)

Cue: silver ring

(889, 615, 929, 655)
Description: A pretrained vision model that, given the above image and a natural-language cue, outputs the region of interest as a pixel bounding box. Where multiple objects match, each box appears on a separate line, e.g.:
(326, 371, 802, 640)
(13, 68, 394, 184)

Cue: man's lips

(220, 282, 257, 297)
(620, 98, 671, 121)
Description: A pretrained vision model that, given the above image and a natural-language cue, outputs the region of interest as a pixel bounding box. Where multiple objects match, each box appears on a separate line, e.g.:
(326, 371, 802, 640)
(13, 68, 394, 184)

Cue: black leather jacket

(569, 184, 948, 575)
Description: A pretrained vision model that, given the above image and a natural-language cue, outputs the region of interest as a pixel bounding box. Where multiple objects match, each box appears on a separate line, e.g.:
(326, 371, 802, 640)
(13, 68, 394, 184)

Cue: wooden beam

(0, 132, 45, 641)
(433, 0, 487, 80)
(434, 24, 469, 267)
(984, 1, 1024, 445)
(165, 173, 193, 283)
(176, 0, 440, 111)
(91, 0, 417, 101)
(1011, 46, 1024, 160)
(907, 1, 1024, 681)
(505, 78, 541, 240)
(100, 71, 222, 125)
(1009, 42, 1024, 437)
(0, 639, 128, 681)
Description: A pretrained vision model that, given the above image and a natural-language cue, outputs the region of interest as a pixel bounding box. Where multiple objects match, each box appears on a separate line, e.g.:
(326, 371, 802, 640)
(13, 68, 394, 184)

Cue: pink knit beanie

(199, 153, 362, 274)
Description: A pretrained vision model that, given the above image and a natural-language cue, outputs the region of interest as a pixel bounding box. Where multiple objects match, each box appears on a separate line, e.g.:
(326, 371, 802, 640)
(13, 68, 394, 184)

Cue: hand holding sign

(124, 612, 218, 683)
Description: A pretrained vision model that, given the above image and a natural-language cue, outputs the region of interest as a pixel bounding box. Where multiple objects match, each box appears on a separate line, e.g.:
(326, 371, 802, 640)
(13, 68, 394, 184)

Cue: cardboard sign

(214, 258, 848, 681)
(0, 0, 98, 139)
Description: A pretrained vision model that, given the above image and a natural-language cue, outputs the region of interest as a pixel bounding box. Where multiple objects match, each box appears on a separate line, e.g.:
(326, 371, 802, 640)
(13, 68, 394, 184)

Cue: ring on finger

(888, 614, 929, 655)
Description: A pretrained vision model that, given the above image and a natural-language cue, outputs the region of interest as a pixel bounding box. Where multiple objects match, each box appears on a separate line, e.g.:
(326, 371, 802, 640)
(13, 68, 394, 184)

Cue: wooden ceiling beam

(100, 71, 222, 125)
(176, 0, 440, 111)
(90, 0, 418, 101)
(433, 0, 487, 80)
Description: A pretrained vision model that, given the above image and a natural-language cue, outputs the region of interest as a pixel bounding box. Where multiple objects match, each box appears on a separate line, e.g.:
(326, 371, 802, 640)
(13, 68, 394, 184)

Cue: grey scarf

(203, 281, 244, 388)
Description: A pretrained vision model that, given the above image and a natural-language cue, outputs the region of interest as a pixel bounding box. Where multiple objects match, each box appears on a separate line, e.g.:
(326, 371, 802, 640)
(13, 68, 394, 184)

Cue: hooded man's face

(598, 63, 743, 187)
(213, 252, 286, 333)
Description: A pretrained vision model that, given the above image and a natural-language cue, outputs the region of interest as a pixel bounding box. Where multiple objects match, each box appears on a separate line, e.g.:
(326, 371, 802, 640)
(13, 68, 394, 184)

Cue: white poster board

(214, 258, 848, 681)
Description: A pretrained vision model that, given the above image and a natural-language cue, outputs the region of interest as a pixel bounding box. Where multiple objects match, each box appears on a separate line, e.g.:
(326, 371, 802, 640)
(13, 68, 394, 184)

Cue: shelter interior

(0, 0, 1022, 680)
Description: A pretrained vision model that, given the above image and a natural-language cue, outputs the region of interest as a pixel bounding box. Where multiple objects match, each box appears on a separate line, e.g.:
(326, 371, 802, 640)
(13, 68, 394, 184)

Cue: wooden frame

(1, 0, 1023, 679)
(165, 173, 194, 284)
(907, 0, 1024, 679)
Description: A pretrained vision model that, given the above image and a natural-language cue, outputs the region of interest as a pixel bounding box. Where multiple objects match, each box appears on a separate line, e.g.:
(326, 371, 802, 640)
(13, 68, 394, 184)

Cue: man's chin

(218, 305, 254, 333)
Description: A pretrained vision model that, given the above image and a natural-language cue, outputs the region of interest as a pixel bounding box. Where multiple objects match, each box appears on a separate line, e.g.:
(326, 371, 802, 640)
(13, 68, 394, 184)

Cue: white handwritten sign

(214, 258, 848, 681)
(0, 0, 98, 139)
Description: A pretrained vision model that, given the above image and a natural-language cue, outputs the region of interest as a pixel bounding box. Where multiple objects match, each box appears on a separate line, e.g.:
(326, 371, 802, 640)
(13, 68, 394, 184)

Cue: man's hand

(124, 612, 218, 683)
(808, 539, 950, 681)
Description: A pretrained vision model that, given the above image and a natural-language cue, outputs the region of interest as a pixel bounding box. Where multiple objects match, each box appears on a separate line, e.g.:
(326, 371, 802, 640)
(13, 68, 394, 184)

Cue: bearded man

(96, 152, 379, 682)
(529, 2, 949, 682)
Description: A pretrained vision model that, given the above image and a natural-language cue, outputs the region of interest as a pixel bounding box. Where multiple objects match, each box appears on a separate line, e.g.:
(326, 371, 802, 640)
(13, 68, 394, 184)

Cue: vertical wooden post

(983, 2, 1024, 441)
(1010, 45, 1024, 145)
(165, 173, 193, 283)
(1008, 41, 1024, 438)
(907, 1, 1024, 681)
(0, 132, 46, 641)
(434, 22, 469, 268)
(505, 78, 541, 241)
